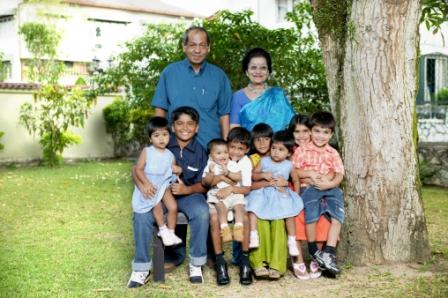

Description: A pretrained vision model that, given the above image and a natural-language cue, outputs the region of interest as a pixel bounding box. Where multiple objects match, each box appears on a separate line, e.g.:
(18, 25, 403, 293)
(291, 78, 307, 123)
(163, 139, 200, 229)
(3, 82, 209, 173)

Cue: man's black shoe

(216, 262, 230, 285)
(239, 264, 253, 285)
(314, 250, 341, 275)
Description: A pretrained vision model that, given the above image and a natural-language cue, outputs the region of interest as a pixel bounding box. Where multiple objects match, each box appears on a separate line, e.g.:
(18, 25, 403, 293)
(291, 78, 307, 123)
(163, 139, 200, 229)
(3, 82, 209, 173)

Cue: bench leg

(153, 228, 165, 282)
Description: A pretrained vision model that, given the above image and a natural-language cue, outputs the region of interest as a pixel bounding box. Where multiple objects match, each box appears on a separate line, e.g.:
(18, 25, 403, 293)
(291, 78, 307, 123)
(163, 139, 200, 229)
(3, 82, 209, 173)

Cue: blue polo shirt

(167, 135, 208, 187)
(152, 59, 232, 147)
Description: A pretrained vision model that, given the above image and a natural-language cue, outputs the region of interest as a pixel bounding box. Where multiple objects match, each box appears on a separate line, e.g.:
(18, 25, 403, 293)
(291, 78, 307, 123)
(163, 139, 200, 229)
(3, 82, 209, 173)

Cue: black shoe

(322, 269, 337, 279)
(216, 262, 230, 285)
(314, 250, 341, 275)
(239, 264, 253, 285)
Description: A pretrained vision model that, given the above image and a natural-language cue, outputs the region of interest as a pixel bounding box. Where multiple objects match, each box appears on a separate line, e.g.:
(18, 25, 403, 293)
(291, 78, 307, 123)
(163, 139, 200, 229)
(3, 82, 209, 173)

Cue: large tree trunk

(311, 0, 431, 264)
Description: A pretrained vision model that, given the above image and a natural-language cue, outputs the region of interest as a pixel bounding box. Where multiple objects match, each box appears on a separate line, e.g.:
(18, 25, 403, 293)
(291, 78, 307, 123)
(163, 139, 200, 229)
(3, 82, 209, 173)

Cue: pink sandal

(293, 263, 310, 280)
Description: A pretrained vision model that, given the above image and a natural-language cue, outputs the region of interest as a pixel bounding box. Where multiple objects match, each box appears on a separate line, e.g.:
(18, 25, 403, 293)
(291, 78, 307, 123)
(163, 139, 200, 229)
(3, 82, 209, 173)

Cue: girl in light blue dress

(246, 130, 303, 256)
(132, 117, 182, 246)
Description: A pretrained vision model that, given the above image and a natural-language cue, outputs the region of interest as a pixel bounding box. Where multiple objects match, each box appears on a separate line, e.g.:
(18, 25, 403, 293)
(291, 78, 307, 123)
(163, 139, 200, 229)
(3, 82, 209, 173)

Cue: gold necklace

(247, 83, 267, 95)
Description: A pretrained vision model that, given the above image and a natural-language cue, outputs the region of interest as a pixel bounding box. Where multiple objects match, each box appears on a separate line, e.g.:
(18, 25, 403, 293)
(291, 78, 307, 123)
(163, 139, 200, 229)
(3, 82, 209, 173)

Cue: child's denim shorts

(300, 186, 345, 224)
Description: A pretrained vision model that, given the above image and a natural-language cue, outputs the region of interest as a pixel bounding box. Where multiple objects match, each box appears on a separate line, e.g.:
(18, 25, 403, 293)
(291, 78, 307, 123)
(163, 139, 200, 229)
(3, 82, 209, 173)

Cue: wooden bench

(152, 212, 188, 282)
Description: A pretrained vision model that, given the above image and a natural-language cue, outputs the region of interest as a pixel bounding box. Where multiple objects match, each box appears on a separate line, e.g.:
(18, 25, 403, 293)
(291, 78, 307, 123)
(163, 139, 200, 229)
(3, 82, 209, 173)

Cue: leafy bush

(419, 158, 436, 183)
(40, 131, 81, 166)
(435, 88, 448, 102)
(103, 98, 153, 156)
(103, 98, 131, 148)
(0, 131, 4, 150)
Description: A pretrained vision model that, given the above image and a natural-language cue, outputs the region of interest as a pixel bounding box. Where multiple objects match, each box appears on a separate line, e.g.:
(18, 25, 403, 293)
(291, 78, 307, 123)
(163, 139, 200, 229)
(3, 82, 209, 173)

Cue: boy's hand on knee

(216, 187, 232, 200)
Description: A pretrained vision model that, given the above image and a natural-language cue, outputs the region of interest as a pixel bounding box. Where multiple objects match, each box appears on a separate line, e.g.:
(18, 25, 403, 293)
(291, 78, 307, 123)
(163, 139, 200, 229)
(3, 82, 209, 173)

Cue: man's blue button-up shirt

(152, 59, 232, 147)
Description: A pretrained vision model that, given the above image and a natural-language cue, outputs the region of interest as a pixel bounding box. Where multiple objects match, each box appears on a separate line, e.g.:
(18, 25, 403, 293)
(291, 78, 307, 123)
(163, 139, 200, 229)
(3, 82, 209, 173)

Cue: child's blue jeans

(301, 186, 345, 224)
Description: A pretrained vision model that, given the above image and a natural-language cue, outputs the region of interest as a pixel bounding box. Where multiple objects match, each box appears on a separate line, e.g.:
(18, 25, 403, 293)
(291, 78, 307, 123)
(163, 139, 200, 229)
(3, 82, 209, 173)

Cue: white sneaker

(249, 231, 259, 248)
(170, 230, 183, 245)
(158, 228, 175, 246)
(127, 271, 150, 288)
(189, 264, 203, 283)
(288, 239, 299, 256)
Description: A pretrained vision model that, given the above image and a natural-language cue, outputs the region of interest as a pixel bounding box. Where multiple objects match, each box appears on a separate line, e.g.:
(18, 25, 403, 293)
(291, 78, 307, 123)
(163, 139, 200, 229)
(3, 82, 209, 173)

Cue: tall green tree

(18, 22, 94, 166)
(310, 0, 431, 264)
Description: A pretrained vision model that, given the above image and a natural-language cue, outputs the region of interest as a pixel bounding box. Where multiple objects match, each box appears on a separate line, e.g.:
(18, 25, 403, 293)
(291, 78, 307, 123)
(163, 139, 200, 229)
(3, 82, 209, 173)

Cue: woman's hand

(142, 182, 157, 199)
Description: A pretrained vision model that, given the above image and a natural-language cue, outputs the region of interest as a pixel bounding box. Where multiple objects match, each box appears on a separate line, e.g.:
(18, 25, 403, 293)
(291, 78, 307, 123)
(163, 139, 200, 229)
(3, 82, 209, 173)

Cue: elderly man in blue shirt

(152, 25, 232, 148)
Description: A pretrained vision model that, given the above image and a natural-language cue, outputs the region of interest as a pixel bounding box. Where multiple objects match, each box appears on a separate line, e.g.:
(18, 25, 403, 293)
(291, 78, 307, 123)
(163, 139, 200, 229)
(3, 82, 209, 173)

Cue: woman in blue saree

(230, 48, 296, 279)
(229, 47, 295, 132)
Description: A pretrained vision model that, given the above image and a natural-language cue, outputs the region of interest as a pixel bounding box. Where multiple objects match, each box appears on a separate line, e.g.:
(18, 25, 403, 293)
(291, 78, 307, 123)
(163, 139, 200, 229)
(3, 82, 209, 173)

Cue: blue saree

(239, 87, 295, 132)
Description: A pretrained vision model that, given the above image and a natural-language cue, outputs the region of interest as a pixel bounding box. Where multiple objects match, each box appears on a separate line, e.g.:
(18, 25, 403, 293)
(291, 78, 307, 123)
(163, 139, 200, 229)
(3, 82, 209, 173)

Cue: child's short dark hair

(147, 116, 170, 137)
(288, 114, 311, 134)
(171, 106, 200, 124)
(271, 130, 295, 153)
(207, 138, 227, 155)
(227, 127, 251, 148)
(251, 123, 274, 140)
(251, 123, 273, 153)
(310, 111, 336, 132)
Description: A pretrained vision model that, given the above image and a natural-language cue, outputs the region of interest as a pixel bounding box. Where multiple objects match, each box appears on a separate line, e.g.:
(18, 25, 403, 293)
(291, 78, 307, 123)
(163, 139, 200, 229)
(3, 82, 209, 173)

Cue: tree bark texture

(311, 0, 431, 264)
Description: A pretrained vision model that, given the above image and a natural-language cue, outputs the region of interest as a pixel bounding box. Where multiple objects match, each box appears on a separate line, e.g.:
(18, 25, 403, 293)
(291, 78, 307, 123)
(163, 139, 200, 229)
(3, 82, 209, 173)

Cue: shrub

(0, 131, 4, 150)
(102, 98, 153, 156)
(435, 88, 448, 102)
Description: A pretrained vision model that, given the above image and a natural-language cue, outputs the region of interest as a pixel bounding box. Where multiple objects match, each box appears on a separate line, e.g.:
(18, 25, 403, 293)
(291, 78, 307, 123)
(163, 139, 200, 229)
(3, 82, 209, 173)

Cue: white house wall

(163, 0, 294, 29)
(420, 22, 448, 56)
(0, 90, 115, 163)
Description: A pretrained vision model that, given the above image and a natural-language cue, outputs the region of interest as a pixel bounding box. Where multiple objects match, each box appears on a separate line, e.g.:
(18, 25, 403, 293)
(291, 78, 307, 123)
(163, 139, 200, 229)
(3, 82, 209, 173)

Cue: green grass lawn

(0, 161, 447, 297)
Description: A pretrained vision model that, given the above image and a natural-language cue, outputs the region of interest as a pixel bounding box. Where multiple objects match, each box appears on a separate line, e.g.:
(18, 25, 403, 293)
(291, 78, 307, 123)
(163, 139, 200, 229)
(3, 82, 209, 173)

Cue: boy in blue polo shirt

(128, 106, 209, 287)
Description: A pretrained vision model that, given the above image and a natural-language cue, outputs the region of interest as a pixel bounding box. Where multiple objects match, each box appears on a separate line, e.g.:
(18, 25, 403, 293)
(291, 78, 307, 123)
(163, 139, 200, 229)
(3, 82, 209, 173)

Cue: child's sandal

(253, 267, 269, 278)
(268, 268, 281, 279)
(293, 263, 310, 280)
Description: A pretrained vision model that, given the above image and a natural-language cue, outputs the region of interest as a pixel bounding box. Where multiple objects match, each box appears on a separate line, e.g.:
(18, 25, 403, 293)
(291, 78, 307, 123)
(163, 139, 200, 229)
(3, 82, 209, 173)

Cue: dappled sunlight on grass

(0, 161, 447, 297)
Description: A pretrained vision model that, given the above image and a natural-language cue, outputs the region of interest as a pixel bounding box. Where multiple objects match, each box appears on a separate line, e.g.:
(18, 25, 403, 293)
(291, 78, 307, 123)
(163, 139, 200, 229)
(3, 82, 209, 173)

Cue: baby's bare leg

(216, 201, 228, 226)
(162, 189, 177, 230)
(233, 204, 245, 225)
(153, 202, 164, 227)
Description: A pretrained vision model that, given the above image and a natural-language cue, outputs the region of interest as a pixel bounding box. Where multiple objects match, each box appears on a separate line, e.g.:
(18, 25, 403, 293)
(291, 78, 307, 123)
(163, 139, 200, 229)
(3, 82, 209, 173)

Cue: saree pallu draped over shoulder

(239, 87, 295, 132)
